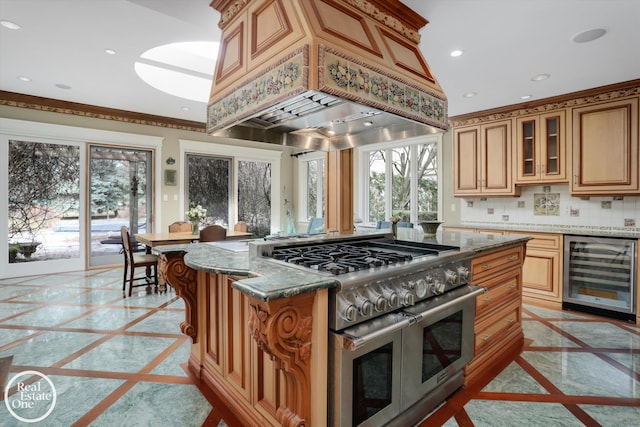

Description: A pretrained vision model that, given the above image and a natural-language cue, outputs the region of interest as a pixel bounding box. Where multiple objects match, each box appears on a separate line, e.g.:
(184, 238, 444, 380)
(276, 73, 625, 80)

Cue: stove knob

(354, 294, 373, 317)
(381, 288, 399, 307)
(445, 269, 459, 286)
(340, 302, 357, 322)
(399, 290, 415, 306)
(414, 279, 428, 298)
(368, 290, 388, 312)
(457, 266, 471, 283)
(434, 281, 447, 295)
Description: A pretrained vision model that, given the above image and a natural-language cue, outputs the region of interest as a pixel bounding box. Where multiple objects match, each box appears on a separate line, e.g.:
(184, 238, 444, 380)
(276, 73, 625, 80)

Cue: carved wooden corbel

(248, 292, 315, 427)
(159, 252, 199, 343)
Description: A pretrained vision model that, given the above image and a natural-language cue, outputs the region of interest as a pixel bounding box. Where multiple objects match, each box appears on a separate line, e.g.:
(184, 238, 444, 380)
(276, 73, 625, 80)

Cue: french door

(88, 146, 153, 267)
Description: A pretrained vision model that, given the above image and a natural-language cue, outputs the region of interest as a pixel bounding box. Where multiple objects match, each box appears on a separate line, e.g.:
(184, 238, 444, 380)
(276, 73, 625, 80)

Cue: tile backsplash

(459, 185, 640, 231)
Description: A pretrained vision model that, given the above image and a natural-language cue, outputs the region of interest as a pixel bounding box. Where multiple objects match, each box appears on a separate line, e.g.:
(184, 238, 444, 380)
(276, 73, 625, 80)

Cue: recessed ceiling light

(0, 20, 21, 30)
(17, 76, 31, 82)
(105, 49, 117, 55)
(55, 83, 72, 90)
(520, 95, 532, 100)
(572, 28, 607, 43)
(450, 50, 463, 57)
(531, 73, 550, 82)
(181, 106, 190, 111)
(363, 121, 373, 126)
(463, 92, 477, 98)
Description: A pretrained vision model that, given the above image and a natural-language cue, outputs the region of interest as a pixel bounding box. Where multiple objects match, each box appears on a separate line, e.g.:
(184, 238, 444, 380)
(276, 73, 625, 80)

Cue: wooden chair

(234, 221, 248, 232)
(169, 221, 191, 232)
(199, 224, 227, 242)
(120, 226, 158, 297)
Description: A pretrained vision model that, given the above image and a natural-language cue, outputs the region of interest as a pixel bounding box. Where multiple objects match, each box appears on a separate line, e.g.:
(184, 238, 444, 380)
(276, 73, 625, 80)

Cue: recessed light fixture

(0, 20, 21, 30)
(55, 83, 72, 90)
(450, 50, 463, 57)
(463, 92, 477, 98)
(520, 95, 532, 100)
(181, 106, 190, 111)
(105, 49, 117, 55)
(531, 73, 550, 82)
(17, 76, 31, 82)
(572, 28, 607, 43)
(363, 121, 373, 127)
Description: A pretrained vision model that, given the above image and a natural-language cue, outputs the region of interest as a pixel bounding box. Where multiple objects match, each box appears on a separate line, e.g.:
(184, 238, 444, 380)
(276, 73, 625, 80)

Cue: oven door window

(421, 311, 463, 382)
(352, 341, 394, 425)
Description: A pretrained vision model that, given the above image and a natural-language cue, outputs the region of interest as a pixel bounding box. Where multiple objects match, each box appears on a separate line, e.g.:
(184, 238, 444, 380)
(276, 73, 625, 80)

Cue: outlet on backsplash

(601, 201, 612, 209)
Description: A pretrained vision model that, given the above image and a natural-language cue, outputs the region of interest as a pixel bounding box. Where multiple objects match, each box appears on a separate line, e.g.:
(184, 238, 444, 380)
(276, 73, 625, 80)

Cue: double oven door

(329, 285, 484, 427)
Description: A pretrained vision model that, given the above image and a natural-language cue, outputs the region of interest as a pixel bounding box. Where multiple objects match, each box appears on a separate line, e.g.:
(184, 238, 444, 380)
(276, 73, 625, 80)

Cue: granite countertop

(446, 222, 640, 238)
(154, 229, 529, 302)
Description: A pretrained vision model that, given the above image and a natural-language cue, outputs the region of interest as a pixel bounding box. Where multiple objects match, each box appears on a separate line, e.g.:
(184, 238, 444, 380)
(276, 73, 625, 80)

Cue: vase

(391, 222, 398, 239)
(191, 222, 199, 235)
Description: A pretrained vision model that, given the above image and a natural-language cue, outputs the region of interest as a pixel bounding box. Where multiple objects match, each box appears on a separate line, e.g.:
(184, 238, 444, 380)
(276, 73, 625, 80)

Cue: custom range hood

(207, 0, 447, 151)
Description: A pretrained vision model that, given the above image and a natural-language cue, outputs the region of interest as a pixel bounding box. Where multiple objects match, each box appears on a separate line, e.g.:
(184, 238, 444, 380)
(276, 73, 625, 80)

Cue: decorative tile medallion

(534, 193, 560, 216)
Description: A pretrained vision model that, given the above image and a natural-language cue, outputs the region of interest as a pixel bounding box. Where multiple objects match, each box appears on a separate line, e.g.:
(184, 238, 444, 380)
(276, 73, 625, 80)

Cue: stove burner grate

(271, 243, 414, 275)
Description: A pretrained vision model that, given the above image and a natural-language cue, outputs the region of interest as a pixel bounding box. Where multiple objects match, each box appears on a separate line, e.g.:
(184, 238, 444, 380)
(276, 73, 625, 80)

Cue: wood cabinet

(453, 120, 519, 197)
(515, 111, 568, 184)
(508, 231, 563, 308)
(465, 243, 525, 387)
(571, 97, 639, 195)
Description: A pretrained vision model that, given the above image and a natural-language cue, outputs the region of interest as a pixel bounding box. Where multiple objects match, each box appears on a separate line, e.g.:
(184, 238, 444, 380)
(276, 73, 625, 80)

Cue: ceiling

(1, 0, 639, 124)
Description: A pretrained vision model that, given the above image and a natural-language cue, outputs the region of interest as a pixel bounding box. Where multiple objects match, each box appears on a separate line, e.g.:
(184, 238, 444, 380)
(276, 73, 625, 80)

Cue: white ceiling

(1, 0, 639, 124)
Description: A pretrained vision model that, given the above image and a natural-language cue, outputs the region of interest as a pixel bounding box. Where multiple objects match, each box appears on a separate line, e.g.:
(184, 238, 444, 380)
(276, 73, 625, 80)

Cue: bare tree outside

(187, 155, 231, 226)
(8, 140, 80, 262)
(368, 143, 438, 223)
(238, 161, 271, 237)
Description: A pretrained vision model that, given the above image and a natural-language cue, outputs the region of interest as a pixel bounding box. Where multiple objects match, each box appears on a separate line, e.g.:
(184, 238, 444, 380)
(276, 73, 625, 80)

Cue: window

(180, 139, 281, 238)
(297, 152, 325, 221)
(186, 154, 231, 226)
(359, 135, 441, 225)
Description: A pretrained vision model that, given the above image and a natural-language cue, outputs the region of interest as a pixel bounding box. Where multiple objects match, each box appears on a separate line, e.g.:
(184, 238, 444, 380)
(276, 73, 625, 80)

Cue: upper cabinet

(571, 97, 639, 195)
(453, 120, 519, 197)
(515, 111, 567, 184)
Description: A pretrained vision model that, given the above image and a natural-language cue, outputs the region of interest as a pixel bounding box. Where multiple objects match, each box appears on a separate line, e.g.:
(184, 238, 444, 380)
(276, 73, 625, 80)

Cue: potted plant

(186, 202, 207, 234)
(8, 243, 20, 263)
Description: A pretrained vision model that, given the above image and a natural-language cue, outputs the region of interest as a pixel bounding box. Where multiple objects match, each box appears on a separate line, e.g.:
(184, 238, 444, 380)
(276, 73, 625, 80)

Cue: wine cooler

(563, 235, 636, 322)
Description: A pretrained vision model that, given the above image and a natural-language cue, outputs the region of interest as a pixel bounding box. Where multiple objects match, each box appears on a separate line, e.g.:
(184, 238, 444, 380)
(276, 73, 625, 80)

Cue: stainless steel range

(253, 233, 484, 426)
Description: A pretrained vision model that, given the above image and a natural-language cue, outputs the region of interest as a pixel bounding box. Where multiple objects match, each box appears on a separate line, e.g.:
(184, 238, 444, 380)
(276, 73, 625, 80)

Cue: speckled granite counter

(446, 222, 640, 238)
(154, 229, 529, 302)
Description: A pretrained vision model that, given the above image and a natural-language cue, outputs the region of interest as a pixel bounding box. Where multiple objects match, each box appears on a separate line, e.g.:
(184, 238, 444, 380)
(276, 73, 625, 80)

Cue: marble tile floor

(419, 305, 640, 427)
(1, 268, 639, 426)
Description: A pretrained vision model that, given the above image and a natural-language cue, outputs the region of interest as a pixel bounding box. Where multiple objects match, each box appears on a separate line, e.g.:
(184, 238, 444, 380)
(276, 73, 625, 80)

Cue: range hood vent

(207, 0, 447, 151)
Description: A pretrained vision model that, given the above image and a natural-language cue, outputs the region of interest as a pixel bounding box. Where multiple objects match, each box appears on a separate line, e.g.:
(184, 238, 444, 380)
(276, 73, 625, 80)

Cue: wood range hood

(207, 0, 448, 152)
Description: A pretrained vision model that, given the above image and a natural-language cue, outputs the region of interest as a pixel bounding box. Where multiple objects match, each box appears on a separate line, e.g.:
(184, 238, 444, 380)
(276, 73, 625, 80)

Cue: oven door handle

(411, 285, 486, 321)
(339, 314, 413, 351)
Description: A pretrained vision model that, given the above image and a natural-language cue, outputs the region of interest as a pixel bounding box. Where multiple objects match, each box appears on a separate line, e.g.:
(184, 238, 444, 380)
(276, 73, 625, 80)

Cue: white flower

(186, 203, 207, 223)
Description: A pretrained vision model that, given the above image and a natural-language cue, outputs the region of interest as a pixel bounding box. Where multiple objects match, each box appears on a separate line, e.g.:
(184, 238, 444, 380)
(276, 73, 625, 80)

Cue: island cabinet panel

(508, 232, 563, 307)
(465, 244, 525, 387)
(571, 96, 639, 195)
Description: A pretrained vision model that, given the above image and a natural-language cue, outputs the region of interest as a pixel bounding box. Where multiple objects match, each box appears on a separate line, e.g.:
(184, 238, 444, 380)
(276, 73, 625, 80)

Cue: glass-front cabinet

(515, 111, 567, 184)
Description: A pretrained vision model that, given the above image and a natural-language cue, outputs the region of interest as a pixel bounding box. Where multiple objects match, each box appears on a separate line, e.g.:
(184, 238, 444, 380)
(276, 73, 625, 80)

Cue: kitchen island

(156, 230, 529, 426)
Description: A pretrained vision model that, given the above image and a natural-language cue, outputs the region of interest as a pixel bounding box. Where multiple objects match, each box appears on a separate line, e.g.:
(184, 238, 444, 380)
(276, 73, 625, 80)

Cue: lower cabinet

(508, 231, 563, 308)
(465, 243, 525, 387)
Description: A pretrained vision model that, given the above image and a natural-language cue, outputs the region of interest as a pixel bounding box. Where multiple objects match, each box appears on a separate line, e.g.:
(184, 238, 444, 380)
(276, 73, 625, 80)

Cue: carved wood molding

(159, 252, 199, 343)
(450, 81, 640, 127)
(248, 292, 315, 427)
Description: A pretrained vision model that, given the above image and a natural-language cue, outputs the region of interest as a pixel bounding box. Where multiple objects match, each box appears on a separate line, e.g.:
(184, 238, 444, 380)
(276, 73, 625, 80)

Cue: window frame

(179, 139, 282, 234)
(295, 151, 325, 223)
(356, 134, 443, 226)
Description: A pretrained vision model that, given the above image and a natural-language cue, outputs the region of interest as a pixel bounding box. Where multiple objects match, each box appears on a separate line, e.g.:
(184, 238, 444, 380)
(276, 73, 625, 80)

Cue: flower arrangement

(390, 215, 401, 224)
(186, 202, 207, 224)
